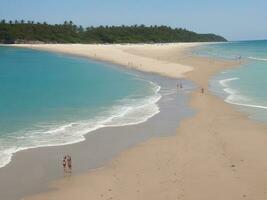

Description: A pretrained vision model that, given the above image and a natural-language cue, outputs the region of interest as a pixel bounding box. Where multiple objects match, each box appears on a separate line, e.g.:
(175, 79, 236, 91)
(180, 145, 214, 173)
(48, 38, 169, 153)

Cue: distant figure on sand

(177, 83, 183, 90)
(201, 88, 204, 94)
(62, 156, 67, 172)
(237, 55, 242, 63)
(62, 155, 72, 174)
(67, 155, 72, 173)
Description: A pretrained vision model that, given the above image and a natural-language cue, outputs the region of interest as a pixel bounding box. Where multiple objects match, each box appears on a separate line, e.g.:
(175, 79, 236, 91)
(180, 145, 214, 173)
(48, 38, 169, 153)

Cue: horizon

(0, 0, 266, 41)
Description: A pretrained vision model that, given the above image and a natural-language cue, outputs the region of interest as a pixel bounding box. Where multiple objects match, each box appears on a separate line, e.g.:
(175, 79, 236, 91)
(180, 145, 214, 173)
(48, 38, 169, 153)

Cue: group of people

(177, 83, 183, 89)
(177, 82, 205, 94)
(62, 155, 72, 174)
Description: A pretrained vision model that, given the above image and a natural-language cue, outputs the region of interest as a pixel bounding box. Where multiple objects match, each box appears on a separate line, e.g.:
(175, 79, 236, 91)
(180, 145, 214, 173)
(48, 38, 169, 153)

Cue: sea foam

(0, 81, 161, 168)
(248, 57, 267, 62)
(219, 77, 267, 110)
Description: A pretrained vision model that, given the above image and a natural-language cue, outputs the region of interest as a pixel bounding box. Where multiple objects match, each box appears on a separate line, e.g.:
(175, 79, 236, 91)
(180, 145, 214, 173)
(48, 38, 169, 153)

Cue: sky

(0, 0, 266, 41)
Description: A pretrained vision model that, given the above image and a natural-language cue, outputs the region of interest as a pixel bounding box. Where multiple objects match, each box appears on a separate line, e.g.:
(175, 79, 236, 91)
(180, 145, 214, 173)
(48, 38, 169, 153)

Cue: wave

(248, 56, 267, 62)
(0, 81, 161, 168)
(219, 77, 239, 87)
(218, 77, 267, 110)
(226, 100, 267, 110)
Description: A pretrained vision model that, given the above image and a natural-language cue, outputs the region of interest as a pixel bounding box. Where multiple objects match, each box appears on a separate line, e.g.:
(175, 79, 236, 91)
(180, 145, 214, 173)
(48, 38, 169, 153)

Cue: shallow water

(0, 47, 161, 167)
(194, 40, 267, 122)
(0, 58, 196, 200)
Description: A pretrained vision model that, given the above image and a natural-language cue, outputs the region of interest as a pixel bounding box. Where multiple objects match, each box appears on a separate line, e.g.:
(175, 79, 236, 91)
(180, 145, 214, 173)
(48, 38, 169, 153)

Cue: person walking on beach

(236, 55, 242, 63)
(201, 88, 204, 94)
(62, 156, 67, 173)
(238, 55, 242, 63)
(177, 83, 183, 90)
(67, 155, 72, 174)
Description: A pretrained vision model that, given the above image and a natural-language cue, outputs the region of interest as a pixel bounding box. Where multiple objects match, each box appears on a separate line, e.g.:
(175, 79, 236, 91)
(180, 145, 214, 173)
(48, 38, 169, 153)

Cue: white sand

(12, 43, 202, 78)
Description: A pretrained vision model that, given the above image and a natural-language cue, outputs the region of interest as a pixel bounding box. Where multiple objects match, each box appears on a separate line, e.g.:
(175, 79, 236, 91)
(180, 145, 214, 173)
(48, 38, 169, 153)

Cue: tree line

(0, 20, 227, 44)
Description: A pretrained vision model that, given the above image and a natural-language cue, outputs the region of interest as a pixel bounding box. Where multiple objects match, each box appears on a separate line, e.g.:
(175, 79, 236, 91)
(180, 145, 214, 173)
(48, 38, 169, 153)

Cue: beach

(12, 43, 197, 78)
(1, 43, 267, 200)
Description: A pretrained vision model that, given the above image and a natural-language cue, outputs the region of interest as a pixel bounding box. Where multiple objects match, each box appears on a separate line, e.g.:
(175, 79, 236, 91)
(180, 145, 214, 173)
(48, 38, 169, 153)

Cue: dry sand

(13, 43, 199, 78)
(17, 43, 267, 200)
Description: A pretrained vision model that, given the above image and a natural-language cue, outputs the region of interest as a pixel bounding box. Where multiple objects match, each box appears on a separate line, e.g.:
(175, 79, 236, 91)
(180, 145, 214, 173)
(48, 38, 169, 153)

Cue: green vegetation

(0, 20, 227, 44)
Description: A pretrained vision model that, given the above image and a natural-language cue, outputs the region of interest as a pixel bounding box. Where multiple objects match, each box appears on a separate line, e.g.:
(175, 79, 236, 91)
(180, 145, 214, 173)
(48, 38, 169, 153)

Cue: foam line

(248, 57, 267, 61)
(219, 77, 267, 110)
(0, 81, 162, 168)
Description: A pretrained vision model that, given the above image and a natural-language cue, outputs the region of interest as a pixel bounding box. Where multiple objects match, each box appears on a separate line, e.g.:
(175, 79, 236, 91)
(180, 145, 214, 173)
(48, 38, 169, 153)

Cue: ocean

(194, 40, 267, 122)
(0, 47, 161, 168)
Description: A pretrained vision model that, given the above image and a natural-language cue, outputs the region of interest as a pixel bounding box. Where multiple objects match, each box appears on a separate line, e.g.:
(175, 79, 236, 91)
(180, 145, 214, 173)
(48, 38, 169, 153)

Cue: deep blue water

(194, 40, 267, 122)
(0, 47, 161, 167)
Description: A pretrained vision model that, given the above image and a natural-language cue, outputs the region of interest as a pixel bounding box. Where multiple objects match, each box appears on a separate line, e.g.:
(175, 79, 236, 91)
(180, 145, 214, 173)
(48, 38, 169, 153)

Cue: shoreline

(9, 43, 201, 78)
(2, 43, 267, 200)
(0, 57, 163, 169)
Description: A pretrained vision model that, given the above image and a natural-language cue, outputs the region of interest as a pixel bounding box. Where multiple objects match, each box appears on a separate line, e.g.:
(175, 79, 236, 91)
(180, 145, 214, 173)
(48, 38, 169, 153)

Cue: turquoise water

(0, 47, 161, 167)
(194, 40, 267, 122)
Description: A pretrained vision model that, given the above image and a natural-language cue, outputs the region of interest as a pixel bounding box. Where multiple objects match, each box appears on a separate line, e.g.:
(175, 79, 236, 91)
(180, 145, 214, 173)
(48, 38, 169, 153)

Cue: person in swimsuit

(67, 155, 72, 173)
(62, 156, 67, 172)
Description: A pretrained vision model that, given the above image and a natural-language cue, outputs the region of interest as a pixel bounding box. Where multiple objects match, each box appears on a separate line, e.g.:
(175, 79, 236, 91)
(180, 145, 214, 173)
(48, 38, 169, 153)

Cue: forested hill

(0, 20, 227, 44)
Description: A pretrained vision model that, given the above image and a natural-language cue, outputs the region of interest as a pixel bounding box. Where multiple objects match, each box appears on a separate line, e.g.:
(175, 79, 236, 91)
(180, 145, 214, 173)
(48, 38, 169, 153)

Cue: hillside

(0, 20, 227, 44)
